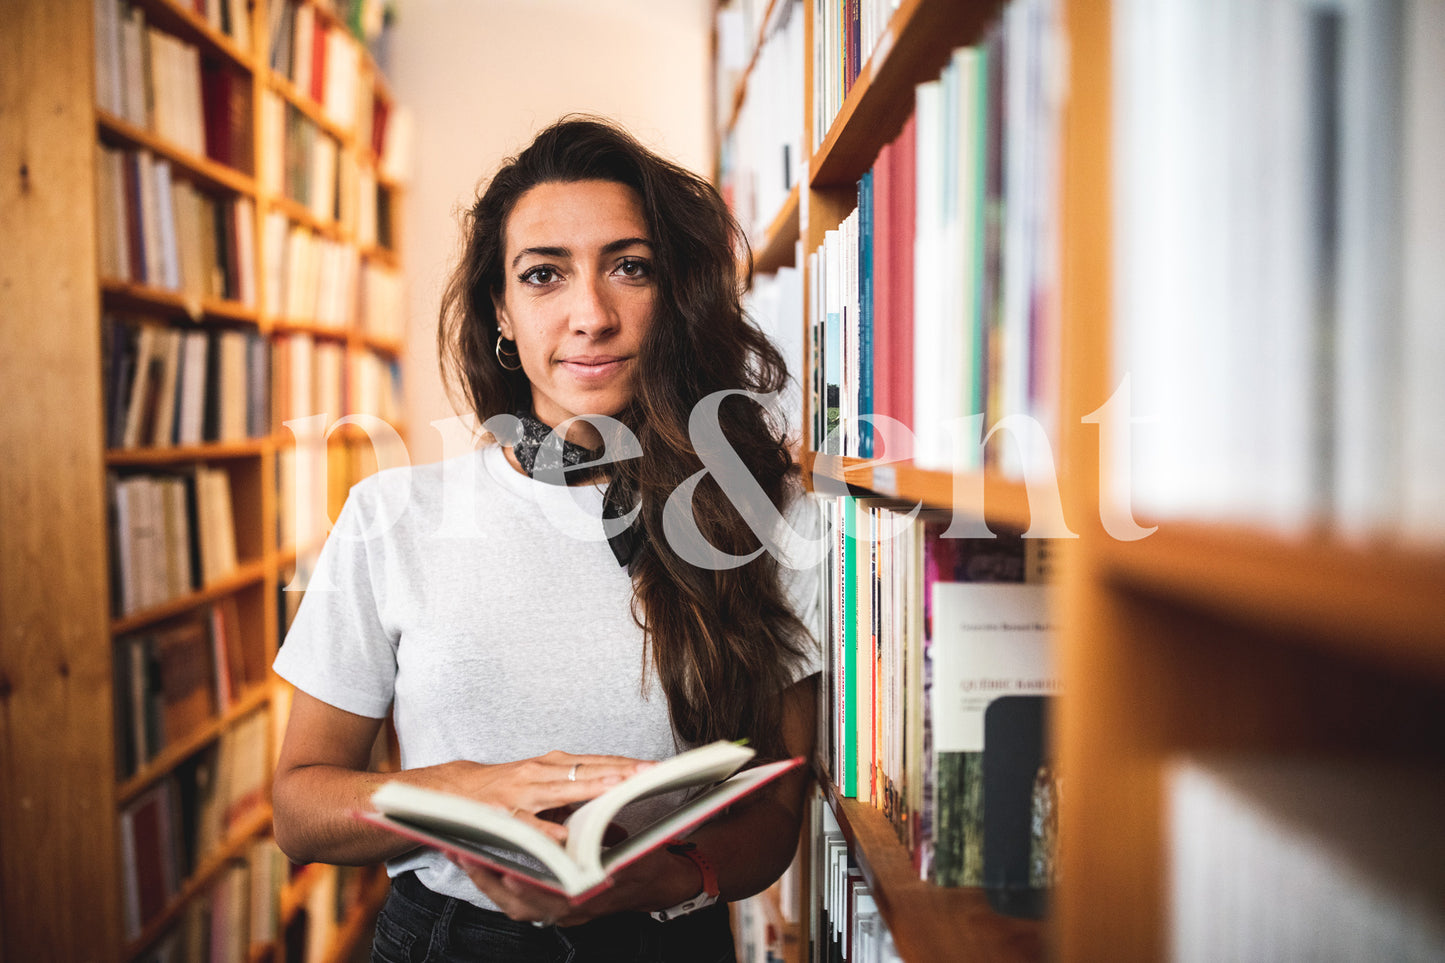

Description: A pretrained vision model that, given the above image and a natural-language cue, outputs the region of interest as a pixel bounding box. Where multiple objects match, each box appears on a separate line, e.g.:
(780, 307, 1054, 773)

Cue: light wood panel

(0, 0, 122, 958)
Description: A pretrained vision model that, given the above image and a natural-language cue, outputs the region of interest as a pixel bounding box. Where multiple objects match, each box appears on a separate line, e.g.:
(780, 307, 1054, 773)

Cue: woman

(271, 117, 821, 962)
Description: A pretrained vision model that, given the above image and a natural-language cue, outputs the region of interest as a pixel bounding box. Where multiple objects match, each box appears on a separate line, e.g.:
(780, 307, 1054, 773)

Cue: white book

(1168, 756, 1445, 963)
(94, 0, 124, 116)
(232, 197, 257, 307)
(1333, 0, 1404, 538)
(219, 331, 249, 442)
(912, 78, 943, 467)
(362, 741, 802, 902)
(148, 326, 182, 447)
(152, 158, 180, 290)
(119, 5, 148, 128)
(95, 145, 125, 280)
(121, 324, 160, 449)
(135, 151, 162, 287)
(1399, 0, 1445, 542)
(175, 330, 210, 446)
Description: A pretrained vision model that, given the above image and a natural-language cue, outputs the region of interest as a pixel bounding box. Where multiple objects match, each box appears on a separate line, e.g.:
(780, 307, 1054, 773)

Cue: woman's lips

(558, 356, 629, 379)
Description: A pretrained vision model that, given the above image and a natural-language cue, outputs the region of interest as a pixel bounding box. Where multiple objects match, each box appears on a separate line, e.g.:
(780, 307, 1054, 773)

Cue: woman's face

(494, 178, 656, 449)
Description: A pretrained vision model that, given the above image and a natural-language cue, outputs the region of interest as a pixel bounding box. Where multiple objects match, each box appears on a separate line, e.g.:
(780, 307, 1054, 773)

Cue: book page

(562, 740, 755, 877)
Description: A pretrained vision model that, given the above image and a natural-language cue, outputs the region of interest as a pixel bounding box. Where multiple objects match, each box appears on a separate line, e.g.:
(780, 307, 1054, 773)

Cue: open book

(358, 740, 804, 903)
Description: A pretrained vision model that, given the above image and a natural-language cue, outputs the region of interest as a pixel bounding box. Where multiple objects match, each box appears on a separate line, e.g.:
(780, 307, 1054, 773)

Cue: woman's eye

(519, 266, 558, 285)
(615, 258, 651, 279)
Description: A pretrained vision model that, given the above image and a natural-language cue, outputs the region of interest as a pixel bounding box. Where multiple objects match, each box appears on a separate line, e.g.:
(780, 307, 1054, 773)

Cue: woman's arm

(464, 672, 820, 924)
(271, 690, 652, 866)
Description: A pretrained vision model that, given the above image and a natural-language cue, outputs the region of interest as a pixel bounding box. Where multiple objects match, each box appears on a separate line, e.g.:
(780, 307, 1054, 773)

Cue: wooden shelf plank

(720, 0, 784, 140)
(110, 559, 267, 636)
(753, 184, 800, 275)
(100, 276, 259, 323)
(271, 318, 350, 342)
(129, 0, 258, 72)
(266, 193, 346, 239)
(268, 73, 354, 143)
(1096, 523, 1445, 683)
(106, 438, 269, 466)
(117, 684, 272, 805)
(98, 111, 258, 196)
(801, 449, 1036, 532)
(122, 803, 275, 961)
(819, 779, 1044, 962)
(810, 0, 1004, 187)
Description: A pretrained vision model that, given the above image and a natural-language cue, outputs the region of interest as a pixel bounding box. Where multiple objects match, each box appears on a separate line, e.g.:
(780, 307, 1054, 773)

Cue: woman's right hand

(412, 751, 652, 842)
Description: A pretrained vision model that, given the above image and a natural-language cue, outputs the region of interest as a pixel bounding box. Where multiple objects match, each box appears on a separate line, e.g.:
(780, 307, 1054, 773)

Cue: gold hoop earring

(495, 335, 523, 371)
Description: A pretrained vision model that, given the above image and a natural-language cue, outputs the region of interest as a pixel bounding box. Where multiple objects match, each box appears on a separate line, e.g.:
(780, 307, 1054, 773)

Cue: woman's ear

(492, 293, 513, 340)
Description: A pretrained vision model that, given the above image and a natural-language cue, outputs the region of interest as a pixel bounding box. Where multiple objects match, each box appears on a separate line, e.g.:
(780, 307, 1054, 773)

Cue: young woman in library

(271, 117, 821, 962)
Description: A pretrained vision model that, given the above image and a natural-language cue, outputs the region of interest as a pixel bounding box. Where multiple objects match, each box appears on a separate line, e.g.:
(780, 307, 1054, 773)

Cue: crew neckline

(480, 443, 607, 514)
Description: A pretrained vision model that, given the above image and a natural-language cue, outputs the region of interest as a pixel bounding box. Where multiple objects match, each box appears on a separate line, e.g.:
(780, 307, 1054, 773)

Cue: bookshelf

(0, 0, 409, 959)
(718, 0, 1445, 960)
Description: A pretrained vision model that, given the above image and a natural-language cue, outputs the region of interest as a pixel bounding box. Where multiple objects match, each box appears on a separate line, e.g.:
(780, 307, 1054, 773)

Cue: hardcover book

(359, 741, 802, 903)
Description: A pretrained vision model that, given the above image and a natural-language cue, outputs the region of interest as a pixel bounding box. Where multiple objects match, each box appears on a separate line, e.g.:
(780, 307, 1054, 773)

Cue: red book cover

(891, 113, 917, 434)
(371, 97, 389, 160)
(310, 21, 328, 105)
(123, 152, 147, 284)
(201, 64, 232, 167)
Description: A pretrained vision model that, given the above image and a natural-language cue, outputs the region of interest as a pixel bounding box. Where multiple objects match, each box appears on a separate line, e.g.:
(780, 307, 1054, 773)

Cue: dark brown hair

(438, 116, 811, 758)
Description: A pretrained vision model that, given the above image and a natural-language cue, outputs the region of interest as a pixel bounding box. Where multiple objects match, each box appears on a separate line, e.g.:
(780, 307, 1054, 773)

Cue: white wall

(384, 0, 715, 465)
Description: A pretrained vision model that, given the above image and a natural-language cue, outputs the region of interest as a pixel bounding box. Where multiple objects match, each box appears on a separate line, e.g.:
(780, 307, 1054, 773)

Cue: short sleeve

(272, 484, 398, 719)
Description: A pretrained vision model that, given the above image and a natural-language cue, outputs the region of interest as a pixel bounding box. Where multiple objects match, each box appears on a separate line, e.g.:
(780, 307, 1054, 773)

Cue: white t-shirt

(274, 443, 822, 908)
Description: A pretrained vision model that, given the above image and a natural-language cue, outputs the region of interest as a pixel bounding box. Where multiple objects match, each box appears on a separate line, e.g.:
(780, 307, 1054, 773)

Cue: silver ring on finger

(568, 763, 580, 782)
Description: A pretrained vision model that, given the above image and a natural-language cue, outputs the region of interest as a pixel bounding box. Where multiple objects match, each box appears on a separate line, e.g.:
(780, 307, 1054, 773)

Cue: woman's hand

(413, 750, 651, 843)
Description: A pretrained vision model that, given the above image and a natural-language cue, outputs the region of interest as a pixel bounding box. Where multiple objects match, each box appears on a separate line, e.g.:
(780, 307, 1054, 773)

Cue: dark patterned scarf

(509, 411, 642, 570)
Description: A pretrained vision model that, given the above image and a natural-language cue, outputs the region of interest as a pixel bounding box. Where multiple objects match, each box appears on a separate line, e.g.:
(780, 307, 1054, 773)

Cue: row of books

(1113, 0, 1445, 542)
(262, 212, 359, 327)
(97, 145, 258, 304)
(1166, 756, 1445, 962)
(273, 332, 404, 430)
(113, 597, 265, 779)
(743, 265, 805, 442)
(136, 839, 288, 963)
(268, 0, 365, 130)
(807, 2, 1063, 474)
(95, 0, 254, 173)
(108, 467, 241, 616)
(261, 91, 341, 223)
(813, 796, 902, 963)
(106, 318, 269, 450)
(816, 495, 1057, 906)
(718, 0, 804, 244)
(811, 0, 897, 150)
(714, 0, 779, 130)
(359, 259, 406, 342)
(119, 708, 271, 940)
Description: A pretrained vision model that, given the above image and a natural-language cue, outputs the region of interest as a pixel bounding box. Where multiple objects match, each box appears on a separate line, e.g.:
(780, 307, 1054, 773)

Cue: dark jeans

(372, 871, 736, 963)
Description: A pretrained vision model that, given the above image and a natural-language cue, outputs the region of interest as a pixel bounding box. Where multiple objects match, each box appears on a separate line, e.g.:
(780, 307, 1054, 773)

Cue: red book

(310, 21, 328, 105)
(201, 64, 232, 166)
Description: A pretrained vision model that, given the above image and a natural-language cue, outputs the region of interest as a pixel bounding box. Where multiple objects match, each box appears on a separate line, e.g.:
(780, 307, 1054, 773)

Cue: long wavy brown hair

(438, 117, 811, 759)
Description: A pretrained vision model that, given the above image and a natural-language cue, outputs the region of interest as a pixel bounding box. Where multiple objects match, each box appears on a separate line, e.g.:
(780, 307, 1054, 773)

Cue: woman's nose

(568, 274, 620, 337)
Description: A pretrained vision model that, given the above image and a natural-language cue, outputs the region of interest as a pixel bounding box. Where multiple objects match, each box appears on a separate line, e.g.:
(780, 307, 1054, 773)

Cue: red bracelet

(651, 842, 720, 921)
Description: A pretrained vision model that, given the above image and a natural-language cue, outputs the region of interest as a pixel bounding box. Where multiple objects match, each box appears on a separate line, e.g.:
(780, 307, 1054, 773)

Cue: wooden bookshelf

(0, 0, 408, 958)
(717, 0, 1445, 960)
(818, 779, 1043, 962)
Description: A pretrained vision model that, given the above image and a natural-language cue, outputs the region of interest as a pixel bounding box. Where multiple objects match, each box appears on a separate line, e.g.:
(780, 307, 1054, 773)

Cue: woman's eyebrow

(512, 245, 570, 268)
(511, 237, 653, 269)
